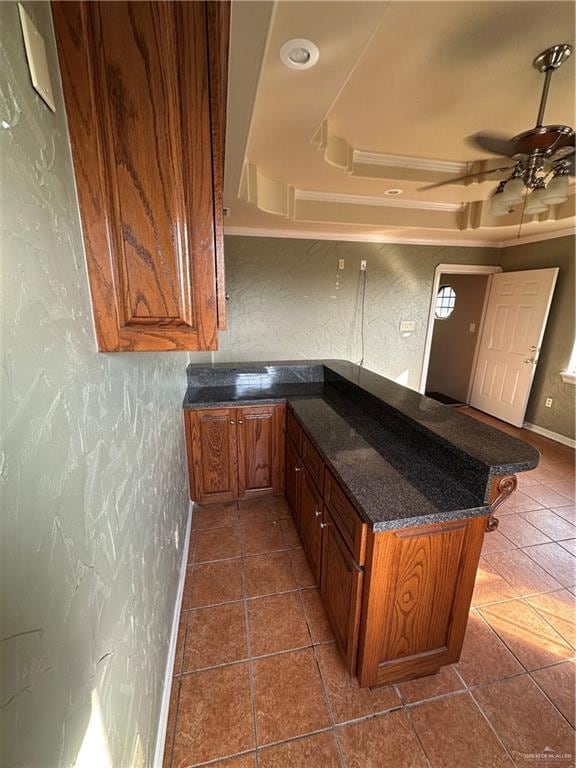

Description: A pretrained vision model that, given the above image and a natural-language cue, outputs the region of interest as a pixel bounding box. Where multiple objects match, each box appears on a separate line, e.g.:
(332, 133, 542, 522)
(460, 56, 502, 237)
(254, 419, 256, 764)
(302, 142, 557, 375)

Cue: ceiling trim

(224, 225, 576, 249)
(295, 189, 465, 212)
(353, 150, 467, 174)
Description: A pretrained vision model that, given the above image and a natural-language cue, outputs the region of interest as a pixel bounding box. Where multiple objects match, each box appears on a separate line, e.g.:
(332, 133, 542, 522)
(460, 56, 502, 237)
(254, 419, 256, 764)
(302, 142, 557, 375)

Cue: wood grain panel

(188, 409, 237, 503)
(286, 407, 302, 453)
(321, 508, 364, 673)
(357, 515, 487, 687)
(237, 406, 275, 497)
(301, 433, 324, 493)
(299, 467, 323, 583)
(285, 435, 301, 526)
(53, 1, 222, 351)
(206, 1, 230, 330)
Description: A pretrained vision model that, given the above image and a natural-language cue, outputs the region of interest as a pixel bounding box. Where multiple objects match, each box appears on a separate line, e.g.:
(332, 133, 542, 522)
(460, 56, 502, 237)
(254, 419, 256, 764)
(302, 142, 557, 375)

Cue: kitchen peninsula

(183, 361, 539, 687)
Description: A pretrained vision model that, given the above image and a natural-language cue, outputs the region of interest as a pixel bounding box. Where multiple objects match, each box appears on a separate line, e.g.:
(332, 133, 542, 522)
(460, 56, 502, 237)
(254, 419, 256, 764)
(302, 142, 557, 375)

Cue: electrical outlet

(400, 320, 415, 333)
(469, 322, 476, 333)
(338, 258, 345, 270)
(545, 397, 553, 408)
(360, 260, 367, 271)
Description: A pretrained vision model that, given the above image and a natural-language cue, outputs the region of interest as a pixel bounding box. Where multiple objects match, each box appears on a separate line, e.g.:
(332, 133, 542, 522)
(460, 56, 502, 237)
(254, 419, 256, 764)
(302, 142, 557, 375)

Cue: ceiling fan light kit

(426, 43, 574, 222)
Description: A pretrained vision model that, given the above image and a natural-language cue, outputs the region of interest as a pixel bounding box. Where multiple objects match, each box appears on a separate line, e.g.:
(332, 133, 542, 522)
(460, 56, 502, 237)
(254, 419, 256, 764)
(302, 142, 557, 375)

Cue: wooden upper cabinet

(53, 1, 229, 351)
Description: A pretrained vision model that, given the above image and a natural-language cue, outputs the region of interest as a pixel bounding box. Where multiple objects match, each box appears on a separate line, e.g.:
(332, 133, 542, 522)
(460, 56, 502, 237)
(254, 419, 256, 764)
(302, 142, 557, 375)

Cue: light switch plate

(400, 320, 415, 333)
(18, 3, 56, 112)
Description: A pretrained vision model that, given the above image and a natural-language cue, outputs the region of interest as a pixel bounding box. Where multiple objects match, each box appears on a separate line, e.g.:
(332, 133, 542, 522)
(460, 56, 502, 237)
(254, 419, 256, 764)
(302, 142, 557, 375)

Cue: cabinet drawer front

(286, 408, 302, 452)
(324, 470, 367, 565)
(301, 434, 324, 493)
(321, 508, 364, 674)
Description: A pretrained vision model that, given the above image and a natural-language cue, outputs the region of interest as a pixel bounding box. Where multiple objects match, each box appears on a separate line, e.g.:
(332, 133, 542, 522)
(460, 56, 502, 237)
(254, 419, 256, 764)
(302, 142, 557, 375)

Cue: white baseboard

(153, 501, 193, 767)
(523, 421, 576, 449)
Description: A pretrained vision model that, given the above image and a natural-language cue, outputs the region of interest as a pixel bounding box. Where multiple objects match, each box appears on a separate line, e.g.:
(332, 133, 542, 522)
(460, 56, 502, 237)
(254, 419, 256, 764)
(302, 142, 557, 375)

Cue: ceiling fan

(421, 43, 574, 217)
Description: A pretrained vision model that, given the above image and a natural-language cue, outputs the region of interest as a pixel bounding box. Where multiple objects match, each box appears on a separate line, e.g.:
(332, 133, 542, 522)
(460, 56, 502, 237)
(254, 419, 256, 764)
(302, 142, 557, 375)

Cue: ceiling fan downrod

(533, 43, 573, 127)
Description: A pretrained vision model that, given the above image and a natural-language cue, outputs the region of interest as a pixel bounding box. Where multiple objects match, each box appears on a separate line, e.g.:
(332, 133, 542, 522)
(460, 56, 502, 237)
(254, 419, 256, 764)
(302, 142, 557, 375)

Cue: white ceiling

(224, 1, 576, 245)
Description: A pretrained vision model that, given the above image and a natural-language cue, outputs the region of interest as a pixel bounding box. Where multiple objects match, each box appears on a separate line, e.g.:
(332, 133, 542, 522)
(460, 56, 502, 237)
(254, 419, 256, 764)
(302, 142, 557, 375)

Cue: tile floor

(164, 412, 575, 768)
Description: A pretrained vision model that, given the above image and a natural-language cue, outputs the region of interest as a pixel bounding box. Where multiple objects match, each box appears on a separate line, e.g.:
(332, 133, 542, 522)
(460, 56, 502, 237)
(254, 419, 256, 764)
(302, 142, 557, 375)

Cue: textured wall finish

(215, 235, 574, 439)
(215, 236, 500, 391)
(0, 4, 190, 766)
(500, 235, 575, 440)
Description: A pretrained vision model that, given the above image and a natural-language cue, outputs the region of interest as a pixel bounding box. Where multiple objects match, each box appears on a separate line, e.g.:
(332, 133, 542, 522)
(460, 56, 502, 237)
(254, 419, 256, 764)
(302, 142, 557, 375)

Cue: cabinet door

(187, 409, 238, 503)
(237, 406, 284, 498)
(357, 516, 486, 687)
(285, 436, 301, 525)
(320, 509, 364, 673)
(53, 2, 228, 351)
(299, 468, 323, 583)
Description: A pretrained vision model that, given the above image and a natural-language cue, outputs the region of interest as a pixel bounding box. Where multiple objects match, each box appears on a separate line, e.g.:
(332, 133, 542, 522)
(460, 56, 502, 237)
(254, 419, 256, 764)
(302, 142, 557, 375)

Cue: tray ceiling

(224, 1, 575, 245)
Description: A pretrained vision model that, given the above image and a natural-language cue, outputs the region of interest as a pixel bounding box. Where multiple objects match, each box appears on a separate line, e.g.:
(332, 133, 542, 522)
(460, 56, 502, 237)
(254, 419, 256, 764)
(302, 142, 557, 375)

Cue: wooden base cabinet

(185, 404, 285, 504)
(285, 405, 491, 688)
(356, 516, 487, 687)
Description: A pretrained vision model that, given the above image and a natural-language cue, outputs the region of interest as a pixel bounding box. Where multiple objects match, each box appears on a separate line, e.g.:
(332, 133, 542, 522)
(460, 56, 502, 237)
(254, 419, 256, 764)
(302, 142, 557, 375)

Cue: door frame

(419, 263, 503, 398)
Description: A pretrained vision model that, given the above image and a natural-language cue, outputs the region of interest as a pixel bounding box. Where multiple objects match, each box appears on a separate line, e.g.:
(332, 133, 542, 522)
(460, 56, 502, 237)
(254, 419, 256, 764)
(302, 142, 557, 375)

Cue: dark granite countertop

(183, 360, 540, 532)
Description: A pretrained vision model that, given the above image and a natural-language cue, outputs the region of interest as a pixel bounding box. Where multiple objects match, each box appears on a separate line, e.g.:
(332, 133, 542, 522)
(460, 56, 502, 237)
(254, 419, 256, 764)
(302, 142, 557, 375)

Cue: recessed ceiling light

(385, 189, 403, 196)
(280, 38, 320, 70)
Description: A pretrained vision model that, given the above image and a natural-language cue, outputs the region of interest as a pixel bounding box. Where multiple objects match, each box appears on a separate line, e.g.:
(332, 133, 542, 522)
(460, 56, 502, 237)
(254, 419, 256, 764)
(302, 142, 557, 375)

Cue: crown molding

(224, 225, 575, 248)
(353, 150, 467, 175)
(294, 189, 464, 212)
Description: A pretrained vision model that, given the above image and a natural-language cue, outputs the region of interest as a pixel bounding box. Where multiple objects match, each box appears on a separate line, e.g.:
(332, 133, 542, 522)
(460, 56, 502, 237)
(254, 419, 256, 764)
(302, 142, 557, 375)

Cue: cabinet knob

(320, 522, 328, 529)
(230, 420, 235, 425)
(238, 420, 244, 424)
(315, 510, 321, 517)
(294, 466, 302, 472)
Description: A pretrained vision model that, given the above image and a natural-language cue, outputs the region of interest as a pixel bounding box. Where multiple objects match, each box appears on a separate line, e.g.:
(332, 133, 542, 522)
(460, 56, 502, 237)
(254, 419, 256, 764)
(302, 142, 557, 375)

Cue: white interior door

(469, 268, 558, 427)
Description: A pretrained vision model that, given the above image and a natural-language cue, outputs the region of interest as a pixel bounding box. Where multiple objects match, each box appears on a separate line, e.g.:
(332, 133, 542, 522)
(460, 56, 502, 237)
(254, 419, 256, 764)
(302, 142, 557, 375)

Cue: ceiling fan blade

(418, 166, 514, 191)
(467, 132, 517, 157)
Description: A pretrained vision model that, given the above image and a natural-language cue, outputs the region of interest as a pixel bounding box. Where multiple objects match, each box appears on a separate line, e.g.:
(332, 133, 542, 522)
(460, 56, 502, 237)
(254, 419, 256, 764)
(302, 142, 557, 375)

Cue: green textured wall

(216, 236, 500, 390)
(218, 235, 574, 439)
(0, 4, 190, 765)
(500, 235, 575, 440)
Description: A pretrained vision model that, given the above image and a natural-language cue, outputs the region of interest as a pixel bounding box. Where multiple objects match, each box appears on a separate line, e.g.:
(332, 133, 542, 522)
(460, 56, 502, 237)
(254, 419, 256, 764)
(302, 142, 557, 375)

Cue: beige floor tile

(338, 710, 428, 768)
(484, 549, 563, 596)
(259, 732, 341, 768)
(247, 592, 310, 656)
(521, 542, 576, 588)
(531, 660, 576, 727)
(520, 509, 576, 541)
(192, 502, 239, 531)
(397, 665, 464, 704)
(497, 515, 552, 547)
(289, 548, 317, 587)
(241, 520, 287, 555)
(189, 526, 242, 564)
(243, 551, 297, 598)
(252, 648, 331, 745)
(479, 598, 574, 670)
(316, 642, 400, 723)
(471, 558, 520, 606)
(300, 588, 334, 644)
(409, 692, 514, 768)
(455, 610, 523, 687)
(525, 588, 576, 647)
(473, 674, 575, 767)
(184, 559, 244, 609)
(183, 602, 248, 672)
(173, 663, 254, 767)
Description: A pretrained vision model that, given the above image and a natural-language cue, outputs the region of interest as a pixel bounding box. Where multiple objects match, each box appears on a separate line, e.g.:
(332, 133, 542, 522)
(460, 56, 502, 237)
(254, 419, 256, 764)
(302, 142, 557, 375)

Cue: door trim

(419, 263, 503, 396)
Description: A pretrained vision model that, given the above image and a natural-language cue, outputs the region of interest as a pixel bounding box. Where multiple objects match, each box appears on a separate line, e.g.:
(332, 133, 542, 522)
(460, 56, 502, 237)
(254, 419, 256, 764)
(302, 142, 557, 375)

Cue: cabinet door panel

(53, 1, 224, 351)
(285, 435, 301, 525)
(321, 509, 364, 673)
(237, 407, 274, 497)
(358, 516, 486, 686)
(187, 409, 237, 503)
(299, 468, 323, 583)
